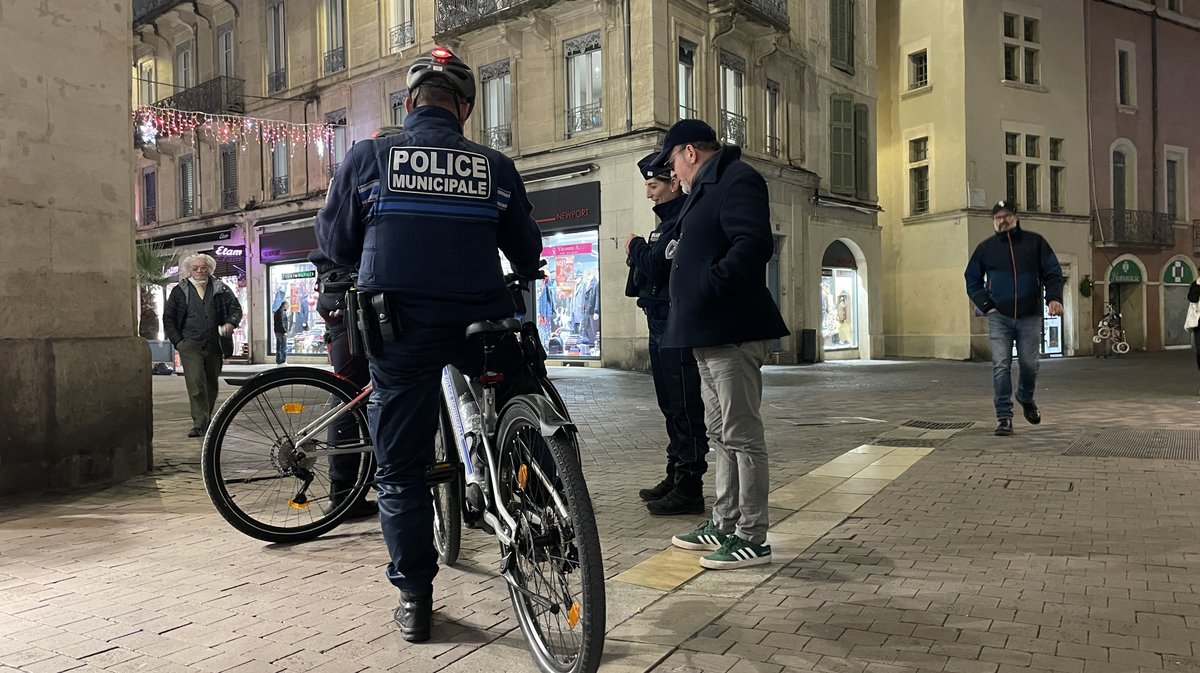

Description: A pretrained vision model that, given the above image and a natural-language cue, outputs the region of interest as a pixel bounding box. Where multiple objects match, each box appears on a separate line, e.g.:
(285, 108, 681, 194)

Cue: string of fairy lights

(132, 105, 341, 157)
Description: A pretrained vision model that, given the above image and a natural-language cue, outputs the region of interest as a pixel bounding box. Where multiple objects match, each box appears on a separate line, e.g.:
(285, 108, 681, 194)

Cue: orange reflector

(517, 464, 528, 490)
(282, 402, 305, 414)
(288, 500, 309, 509)
(567, 602, 581, 628)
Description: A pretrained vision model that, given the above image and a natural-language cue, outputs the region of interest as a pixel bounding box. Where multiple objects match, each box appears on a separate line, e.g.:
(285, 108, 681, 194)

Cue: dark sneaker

(1020, 401, 1041, 425)
(671, 520, 729, 551)
(394, 591, 433, 643)
(647, 488, 705, 516)
(638, 476, 674, 502)
(699, 535, 772, 570)
(187, 428, 204, 438)
(994, 418, 1013, 436)
(344, 498, 378, 519)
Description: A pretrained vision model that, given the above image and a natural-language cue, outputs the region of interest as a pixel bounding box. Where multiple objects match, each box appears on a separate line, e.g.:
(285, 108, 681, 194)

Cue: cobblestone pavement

(3, 350, 1200, 673)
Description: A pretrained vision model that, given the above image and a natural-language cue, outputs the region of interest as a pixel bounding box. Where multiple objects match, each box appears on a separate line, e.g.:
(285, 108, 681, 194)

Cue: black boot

(326, 482, 378, 518)
(638, 471, 675, 502)
(393, 590, 433, 642)
(647, 475, 705, 516)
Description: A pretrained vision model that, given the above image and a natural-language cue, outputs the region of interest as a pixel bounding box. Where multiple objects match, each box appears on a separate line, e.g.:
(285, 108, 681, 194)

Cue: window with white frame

(565, 31, 602, 137)
(390, 90, 408, 127)
(179, 154, 195, 217)
(830, 0, 855, 75)
(389, 0, 415, 53)
(765, 80, 781, 157)
(176, 41, 193, 89)
(909, 136, 930, 215)
(909, 49, 928, 90)
(326, 109, 347, 176)
(271, 141, 289, 198)
(1116, 41, 1136, 108)
(324, 0, 346, 75)
(1166, 147, 1188, 221)
(1002, 12, 1040, 86)
(678, 38, 697, 119)
(719, 51, 746, 146)
(138, 59, 156, 106)
(1049, 137, 1065, 213)
(266, 0, 287, 94)
(217, 22, 235, 78)
(480, 60, 512, 150)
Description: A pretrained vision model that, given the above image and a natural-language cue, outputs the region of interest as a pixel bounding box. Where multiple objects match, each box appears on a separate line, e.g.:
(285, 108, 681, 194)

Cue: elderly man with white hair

(163, 253, 243, 437)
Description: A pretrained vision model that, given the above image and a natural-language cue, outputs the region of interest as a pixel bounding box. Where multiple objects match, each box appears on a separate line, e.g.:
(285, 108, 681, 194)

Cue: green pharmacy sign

(1109, 260, 1143, 284)
(1163, 260, 1195, 285)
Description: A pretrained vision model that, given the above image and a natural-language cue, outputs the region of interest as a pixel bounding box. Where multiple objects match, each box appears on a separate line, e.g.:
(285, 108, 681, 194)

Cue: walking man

(163, 253, 243, 437)
(652, 120, 789, 570)
(625, 152, 709, 516)
(965, 200, 1064, 436)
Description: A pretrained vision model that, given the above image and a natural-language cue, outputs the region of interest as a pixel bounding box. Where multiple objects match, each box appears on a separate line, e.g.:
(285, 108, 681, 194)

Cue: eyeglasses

(666, 146, 686, 167)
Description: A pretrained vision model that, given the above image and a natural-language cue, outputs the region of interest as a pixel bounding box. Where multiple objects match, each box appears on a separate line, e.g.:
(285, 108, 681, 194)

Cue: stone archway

(1104, 255, 1148, 351)
(819, 238, 871, 360)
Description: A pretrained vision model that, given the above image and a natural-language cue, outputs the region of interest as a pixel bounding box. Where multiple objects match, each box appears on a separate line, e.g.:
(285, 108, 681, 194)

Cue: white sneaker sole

(699, 553, 772, 570)
(671, 535, 724, 552)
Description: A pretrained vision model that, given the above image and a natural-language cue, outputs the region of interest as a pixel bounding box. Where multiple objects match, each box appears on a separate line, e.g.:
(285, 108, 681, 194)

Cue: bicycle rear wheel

(432, 402, 462, 566)
(495, 397, 604, 673)
(202, 367, 375, 543)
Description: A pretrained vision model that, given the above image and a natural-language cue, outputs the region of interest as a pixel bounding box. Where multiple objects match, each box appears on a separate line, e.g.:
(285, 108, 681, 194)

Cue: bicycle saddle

(465, 317, 522, 338)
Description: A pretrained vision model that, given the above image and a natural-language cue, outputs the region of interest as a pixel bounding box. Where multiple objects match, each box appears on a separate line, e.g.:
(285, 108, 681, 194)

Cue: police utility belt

(342, 287, 402, 359)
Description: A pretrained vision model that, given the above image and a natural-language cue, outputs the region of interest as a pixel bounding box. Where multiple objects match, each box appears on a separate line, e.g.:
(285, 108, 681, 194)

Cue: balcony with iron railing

(134, 0, 186, 25)
(481, 124, 512, 151)
(179, 196, 194, 218)
(565, 103, 602, 138)
(324, 47, 346, 76)
(153, 75, 245, 115)
(390, 21, 416, 53)
(221, 187, 238, 211)
(719, 110, 747, 147)
(713, 0, 789, 31)
(678, 106, 698, 121)
(271, 176, 289, 199)
(1091, 209, 1175, 248)
(435, 0, 557, 40)
(766, 135, 781, 158)
(142, 205, 158, 226)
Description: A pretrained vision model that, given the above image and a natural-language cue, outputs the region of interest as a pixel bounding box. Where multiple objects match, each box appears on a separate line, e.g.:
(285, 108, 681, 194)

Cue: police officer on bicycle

(315, 47, 542, 643)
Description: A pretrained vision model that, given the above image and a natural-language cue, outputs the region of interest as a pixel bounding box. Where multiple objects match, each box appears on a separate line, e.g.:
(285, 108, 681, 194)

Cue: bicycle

(1092, 304, 1130, 355)
(200, 276, 606, 673)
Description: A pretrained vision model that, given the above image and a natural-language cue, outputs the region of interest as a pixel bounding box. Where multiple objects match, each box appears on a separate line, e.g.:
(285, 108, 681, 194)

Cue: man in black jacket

(625, 152, 709, 516)
(163, 253, 243, 437)
(651, 120, 789, 571)
(964, 201, 1064, 436)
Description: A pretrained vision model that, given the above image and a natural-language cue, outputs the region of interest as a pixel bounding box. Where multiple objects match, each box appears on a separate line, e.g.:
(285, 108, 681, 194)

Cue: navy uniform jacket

(627, 196, 685, 314)
(662, 146, 789, 349)
(315, 106, 542, 327)
(964, 224, 1063, 319)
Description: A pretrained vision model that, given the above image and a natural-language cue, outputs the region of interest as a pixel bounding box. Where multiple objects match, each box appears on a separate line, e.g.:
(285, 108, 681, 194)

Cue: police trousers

(647, 314, 709, 479)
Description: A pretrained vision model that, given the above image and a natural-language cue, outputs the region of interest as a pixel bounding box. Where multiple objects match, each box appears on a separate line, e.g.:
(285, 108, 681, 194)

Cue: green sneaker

(671, 520, 729, 551)
(699, 535, 772, 569)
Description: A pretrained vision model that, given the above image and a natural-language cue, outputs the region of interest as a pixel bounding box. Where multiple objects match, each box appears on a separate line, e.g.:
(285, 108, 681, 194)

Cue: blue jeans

(274, 331, 287, 364)
(987, 313, 1042, 419)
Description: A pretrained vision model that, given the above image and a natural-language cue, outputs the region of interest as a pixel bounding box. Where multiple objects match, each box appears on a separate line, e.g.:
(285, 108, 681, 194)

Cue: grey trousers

(693, 340, 773, 545)
(177, 339, 223, 431)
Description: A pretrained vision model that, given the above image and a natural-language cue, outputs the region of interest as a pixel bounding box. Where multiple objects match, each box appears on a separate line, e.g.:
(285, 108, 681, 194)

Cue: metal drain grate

(901, 420, 976, 430)
(1063, 428, 1200, 460)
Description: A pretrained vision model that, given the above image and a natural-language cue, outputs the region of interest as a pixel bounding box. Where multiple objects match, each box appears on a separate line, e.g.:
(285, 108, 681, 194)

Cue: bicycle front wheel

(202, 367, 375, 543)
(496, 397, 604, 673)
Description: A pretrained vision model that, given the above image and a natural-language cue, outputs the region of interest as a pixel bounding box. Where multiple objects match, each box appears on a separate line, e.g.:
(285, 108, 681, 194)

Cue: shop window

(528, 230, 601, 359)
(267, 262, 327, 356)
(821, 240, 859, 352)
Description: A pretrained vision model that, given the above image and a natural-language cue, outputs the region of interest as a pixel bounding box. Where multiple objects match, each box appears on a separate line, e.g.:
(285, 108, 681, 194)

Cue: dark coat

(627, 195, 685, 315)
(163, 278, 243, 357)
(964, 223, 1064, 319)
(662, 146, 789, 349)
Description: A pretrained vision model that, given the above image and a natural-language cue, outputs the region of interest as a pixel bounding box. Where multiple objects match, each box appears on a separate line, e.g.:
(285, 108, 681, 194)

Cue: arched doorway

(820, 239, 869, 358)
(1162, 257, 1197, 348)
(1107, 256, 1147, 350)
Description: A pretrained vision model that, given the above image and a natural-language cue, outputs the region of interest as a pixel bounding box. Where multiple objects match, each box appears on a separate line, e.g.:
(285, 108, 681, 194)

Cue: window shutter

(144, 171, 156, 211)
(830, 95, 854, 195)
(854, 103, 869, 199)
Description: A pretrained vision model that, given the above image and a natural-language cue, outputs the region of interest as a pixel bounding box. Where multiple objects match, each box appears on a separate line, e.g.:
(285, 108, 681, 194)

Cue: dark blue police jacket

(315, 106, 542, 327)
(662, 146, 790, 349)
(628, 196, 685, 312)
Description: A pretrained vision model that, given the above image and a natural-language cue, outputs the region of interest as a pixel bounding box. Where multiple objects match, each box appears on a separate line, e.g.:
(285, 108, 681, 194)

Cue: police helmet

(406, 46, 476, 106)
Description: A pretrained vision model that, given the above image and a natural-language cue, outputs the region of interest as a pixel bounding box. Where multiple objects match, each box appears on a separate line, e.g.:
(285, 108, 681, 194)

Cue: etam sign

(214, 245, 244, 258)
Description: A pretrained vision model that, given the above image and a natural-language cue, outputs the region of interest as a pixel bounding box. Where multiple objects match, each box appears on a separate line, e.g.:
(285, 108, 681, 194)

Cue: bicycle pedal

(424, 462, 456, 486)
